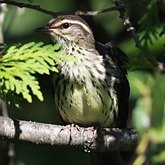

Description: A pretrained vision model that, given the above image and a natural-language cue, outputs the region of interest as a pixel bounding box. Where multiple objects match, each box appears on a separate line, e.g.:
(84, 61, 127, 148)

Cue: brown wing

(96, 41, 130, 128)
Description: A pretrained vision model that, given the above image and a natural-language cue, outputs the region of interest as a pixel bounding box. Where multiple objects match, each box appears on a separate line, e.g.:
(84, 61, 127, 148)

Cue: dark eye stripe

(49, 23, 71, 30)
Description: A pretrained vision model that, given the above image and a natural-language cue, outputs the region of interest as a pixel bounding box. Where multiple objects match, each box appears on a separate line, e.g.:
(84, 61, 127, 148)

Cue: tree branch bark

(0, 0, 121, 17)
(0, 116, 137, 152)
(0, 0, 58, 16)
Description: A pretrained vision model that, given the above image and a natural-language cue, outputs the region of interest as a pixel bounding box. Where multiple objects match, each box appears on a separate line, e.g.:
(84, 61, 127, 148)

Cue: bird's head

(36, 15, 95, 49)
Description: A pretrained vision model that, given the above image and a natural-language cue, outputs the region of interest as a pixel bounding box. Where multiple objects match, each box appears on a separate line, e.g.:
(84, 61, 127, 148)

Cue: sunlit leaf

(0, 42, 66, 103)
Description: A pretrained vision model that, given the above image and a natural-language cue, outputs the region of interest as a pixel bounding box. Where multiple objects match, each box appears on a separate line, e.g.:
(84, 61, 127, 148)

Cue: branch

(0, 0, 121, 17)
(114, 0, 142, 49)
(75, 6, 122, 16)
(0, 0, 141, 50)
(0, 116, 137, 152)
(0, 4, 7, 43)
(0, 0, 61, 16)
(0, 0, 141, 49)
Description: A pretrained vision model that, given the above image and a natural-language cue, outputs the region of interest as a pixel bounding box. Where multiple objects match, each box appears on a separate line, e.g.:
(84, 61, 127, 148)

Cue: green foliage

(138, 0, 160, 48)
(132, 73, 165, 164)
(0, 42, 65, 103)
(125, 0, 164, 72)
(127, 1, 165, 164)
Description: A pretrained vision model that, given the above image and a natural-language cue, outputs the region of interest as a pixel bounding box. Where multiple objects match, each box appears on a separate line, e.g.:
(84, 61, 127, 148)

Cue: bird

(37, 15, 130, 165)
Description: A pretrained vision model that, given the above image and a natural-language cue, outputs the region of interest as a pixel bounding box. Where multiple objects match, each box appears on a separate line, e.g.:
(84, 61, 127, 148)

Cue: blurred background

(0, 0, 165, 164)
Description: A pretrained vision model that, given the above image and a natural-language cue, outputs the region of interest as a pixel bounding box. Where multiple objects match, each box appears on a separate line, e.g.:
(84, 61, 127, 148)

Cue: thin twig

(0, 4, 8, 117)
(0, 0, 61, 16)
(75, 6, 122, 15)
(1, 99, 8, 117)
(0, 117, 138, 152)
(0, 3, 7, 43)
(0, 0, 122, 17)
(114, 0, 142, 49)
(0, 5, 17, 165)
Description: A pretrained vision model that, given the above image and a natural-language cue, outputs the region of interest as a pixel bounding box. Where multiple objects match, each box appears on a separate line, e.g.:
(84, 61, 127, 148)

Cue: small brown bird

(37, 15, 129, 165)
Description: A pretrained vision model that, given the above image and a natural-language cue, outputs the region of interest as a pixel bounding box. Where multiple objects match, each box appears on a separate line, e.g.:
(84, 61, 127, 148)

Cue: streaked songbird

(37, 15, 130, 165)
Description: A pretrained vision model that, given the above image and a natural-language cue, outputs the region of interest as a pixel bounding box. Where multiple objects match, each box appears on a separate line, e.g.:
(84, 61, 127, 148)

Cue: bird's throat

(59, 45, 106, 84)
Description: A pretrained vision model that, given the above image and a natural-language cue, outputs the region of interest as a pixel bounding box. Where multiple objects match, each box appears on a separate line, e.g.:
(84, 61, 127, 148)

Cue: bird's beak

(35, 25, 53, 33)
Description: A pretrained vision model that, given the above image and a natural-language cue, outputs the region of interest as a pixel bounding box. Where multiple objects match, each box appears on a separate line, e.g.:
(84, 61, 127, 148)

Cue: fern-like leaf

(138, 0, 159, 48)
(0, 42, 66, 103)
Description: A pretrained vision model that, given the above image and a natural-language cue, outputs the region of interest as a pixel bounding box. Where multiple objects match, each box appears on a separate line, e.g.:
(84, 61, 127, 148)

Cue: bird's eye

(62, 23, 70, 29)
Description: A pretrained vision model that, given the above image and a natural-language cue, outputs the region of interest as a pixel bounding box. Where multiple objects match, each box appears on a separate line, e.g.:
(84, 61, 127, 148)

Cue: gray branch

(0, 116, 137, 152)
(75, 6, 122, 16)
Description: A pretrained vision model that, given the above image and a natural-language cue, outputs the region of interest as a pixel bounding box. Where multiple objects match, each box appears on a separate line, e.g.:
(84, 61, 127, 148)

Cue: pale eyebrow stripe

(55, 19, 92, 34)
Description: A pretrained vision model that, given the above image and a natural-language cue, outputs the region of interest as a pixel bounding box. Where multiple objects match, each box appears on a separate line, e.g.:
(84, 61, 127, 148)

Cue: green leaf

(138, 0, 160, 48)
(0, 42, 67, 103)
